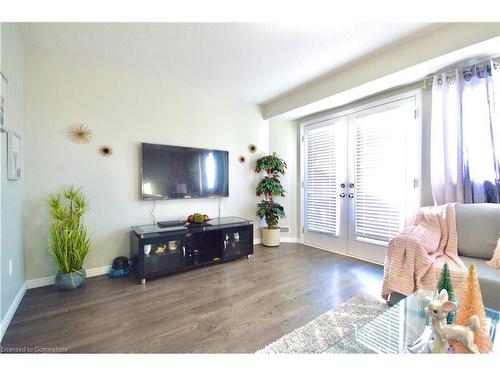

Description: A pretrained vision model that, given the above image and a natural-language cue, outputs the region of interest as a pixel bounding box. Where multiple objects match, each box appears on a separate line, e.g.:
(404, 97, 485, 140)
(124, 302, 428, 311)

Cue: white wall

(1, 23, 25, 319)
(268, 120, 299, 240)
(24, 45, 268, 280)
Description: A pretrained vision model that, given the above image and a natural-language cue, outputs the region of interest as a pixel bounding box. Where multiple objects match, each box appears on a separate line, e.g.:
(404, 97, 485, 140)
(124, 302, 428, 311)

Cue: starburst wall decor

(67, 123, 93, 144)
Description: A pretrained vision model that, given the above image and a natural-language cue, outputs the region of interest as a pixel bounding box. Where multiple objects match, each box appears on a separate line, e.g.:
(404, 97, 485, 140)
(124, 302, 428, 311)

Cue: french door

(302, 92, 420, 264)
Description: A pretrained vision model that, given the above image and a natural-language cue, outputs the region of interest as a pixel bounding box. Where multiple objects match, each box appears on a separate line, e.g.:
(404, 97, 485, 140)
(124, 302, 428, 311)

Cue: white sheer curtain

(431, 61, 500, 204)
(430, 70, 464, 205)
(461, 63, 499, 203)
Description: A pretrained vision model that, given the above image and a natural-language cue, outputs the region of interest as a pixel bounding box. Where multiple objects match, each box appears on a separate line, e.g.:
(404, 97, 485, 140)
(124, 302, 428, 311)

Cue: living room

(1, 1, 499, 373)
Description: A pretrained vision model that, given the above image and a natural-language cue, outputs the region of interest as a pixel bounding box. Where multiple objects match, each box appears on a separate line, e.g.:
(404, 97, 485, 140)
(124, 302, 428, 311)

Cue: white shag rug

(256, 294, 387, 353)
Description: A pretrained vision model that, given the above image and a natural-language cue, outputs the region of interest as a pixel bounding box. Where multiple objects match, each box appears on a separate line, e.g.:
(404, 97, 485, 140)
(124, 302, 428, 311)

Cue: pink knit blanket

(381, 203, 467, 302)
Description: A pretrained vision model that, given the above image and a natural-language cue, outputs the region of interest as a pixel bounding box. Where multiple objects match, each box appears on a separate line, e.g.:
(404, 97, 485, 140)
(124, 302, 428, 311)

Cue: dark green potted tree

(255, 152, 287, 246)
(47, 187, 91, 290)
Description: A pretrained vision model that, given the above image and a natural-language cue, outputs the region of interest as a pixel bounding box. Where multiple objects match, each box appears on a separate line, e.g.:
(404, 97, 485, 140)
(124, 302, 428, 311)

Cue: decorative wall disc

(249, 144, 257, 153)
(239, 156, 246, 163)
(67, 123, 93, 144)
(99, 145, 113, 156)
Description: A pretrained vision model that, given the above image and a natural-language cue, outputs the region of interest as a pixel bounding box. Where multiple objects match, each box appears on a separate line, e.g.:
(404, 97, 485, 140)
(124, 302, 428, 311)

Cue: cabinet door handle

(182, 246, 186, 257)
(223, 240, 227, 249)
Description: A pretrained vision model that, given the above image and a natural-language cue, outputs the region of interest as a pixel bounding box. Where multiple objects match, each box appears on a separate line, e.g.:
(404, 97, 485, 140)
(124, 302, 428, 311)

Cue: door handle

(182, 246, 186, 257)
(340, 193, 346, 198)
(348, 193, 354, 198)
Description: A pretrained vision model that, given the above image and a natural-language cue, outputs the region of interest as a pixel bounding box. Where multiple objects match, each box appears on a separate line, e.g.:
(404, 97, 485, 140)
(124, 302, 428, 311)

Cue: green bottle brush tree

(436, 263, 456, 324)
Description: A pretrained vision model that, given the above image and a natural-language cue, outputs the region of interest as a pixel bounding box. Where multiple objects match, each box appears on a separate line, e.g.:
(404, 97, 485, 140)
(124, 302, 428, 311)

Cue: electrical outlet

(8, 259, 14, 276)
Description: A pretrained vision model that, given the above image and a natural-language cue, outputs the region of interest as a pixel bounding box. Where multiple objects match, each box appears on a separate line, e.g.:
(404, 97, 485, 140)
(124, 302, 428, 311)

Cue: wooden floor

(1, 243, 383, 353)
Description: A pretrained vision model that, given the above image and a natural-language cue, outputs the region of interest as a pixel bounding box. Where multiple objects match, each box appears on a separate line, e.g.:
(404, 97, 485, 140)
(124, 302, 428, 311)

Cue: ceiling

(19, 23, 432, 104)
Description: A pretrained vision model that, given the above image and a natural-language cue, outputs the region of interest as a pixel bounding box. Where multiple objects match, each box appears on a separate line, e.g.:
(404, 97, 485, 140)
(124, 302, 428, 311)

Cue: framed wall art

(7, 130, 21, 180)
(0, 72, 7, 129)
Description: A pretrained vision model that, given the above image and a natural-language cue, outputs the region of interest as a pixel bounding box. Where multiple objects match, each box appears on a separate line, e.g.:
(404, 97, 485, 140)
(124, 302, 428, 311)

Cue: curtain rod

(422, 57, 499, 89)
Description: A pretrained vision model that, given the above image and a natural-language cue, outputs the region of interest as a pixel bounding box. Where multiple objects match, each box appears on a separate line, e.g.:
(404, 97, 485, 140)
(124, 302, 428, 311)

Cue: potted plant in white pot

(255, 152, 287, 247)
(47, 187, 91, 290)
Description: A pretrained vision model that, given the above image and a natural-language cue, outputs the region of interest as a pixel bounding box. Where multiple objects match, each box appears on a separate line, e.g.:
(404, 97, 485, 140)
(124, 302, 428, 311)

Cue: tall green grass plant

(47, 187, 90, 273)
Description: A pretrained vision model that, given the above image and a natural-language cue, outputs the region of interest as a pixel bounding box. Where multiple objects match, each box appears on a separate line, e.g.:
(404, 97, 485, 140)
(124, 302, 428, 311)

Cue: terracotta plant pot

(262, 228, 280, 247)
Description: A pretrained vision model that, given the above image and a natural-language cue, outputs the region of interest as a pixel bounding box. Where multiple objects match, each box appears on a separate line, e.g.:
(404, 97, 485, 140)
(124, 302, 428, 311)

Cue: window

(304, 122, 340, 235)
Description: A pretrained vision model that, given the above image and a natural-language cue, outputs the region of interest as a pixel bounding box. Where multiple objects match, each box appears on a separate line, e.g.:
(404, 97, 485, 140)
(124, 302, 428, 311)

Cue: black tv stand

(130, 217, 254, 283)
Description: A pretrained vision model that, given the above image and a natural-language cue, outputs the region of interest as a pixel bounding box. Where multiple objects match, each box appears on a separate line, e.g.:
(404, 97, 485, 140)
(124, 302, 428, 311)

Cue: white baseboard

(253, 237, 300, 245)
(0, 281, 27, 343)
(280, 237, 300, 243)
(302, 242, 384, 266)
(25, 275, 55, 289)
(85, 265, 112, 278)
(26, 265, 111, 289)
(25, 237, 302, 289)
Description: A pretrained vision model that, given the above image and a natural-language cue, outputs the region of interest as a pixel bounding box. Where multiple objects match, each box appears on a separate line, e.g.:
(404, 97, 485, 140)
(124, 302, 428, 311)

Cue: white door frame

(299, 89, 422, 264)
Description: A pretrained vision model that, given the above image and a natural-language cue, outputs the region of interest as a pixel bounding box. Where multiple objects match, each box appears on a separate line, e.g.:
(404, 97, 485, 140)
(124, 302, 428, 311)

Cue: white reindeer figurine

(425, 289, 480, 354)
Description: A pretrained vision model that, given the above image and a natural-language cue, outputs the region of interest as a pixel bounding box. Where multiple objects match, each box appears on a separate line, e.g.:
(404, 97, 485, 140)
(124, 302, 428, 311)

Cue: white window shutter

(353, 102, 412, 243)
(304, 124, 339, 235)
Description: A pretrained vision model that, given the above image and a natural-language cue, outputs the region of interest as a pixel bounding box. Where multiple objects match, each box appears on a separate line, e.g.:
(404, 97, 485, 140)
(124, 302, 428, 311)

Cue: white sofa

(456, 203, 500, 311)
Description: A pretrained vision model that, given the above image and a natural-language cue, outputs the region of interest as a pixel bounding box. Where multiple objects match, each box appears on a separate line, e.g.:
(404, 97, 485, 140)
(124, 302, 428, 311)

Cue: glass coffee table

(324, 290, 499, 354)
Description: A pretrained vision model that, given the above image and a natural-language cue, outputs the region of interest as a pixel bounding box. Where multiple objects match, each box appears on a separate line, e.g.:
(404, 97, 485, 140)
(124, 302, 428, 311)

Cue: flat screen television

(141, 143, 229, 200)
